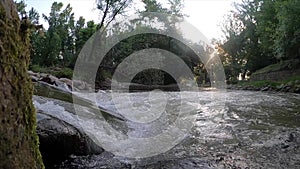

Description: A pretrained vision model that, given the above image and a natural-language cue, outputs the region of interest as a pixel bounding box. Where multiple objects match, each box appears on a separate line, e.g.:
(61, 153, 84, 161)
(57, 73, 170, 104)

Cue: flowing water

(34, 89, 300, 168)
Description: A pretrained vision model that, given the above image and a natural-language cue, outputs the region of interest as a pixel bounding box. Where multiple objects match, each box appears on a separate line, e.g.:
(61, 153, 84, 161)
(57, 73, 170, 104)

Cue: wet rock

(281, 143, 290, 149)
(28, 71, 75, 91)
(33, 82, 74, 103)
(261, 86, 269, 91)
(37, 112, 104, 167)
(73, 80, 87, 90)
(242, 86, 249, 90)
(294, 85, 300, 93)
(56, 152, 131, 169)
(284, 86, 291, 92)
(101, 78, 112, 89)
(28, 70, 39, 77)
(73, 80, 93, 91)
(39, 74, 59, 85)
(287, 81, 294, 86)
(31, 75, 39, 82)
(134, 158, 213, 169)
(288, 87, 296, 93)
(286, 132, 297, 142)
(279, 84, 288, 92)
(59, 78, 73, 90)
(276, 84, 284, 91)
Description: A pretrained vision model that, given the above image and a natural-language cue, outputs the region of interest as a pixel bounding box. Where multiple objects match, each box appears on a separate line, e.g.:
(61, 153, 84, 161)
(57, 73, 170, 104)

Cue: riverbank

(227, 76, 300, 94)
(28, 69, 300, 94)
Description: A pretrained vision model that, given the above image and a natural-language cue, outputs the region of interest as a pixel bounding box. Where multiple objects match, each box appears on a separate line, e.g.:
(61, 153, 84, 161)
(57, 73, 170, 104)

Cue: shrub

(29, 64, 48, 73)
(52, 68, 73, 79)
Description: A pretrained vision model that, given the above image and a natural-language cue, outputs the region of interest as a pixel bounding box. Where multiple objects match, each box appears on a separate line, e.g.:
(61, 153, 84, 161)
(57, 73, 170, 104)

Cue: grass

(238, 75, 300, 88)
(253, 59, 299, 75)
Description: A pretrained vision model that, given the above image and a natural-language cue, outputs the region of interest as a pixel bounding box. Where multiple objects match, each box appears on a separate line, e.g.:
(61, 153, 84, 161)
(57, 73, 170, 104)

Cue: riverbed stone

(59, 78, 73, 90)
(287, 81, 294, 86)
(57, 152, 131, 169)
(36, 111, 104, 167)
(30, 75, 39, 82)
(39, 74, 59, 85)
(261, 86, 269, 91)
(28, 70, 39, 77)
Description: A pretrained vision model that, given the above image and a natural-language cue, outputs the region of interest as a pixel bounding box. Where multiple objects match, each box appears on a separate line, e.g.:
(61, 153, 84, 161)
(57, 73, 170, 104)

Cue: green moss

(34, 82, 74, 103)
(0, 8, 5, 19)
(0, 1, 44, 168)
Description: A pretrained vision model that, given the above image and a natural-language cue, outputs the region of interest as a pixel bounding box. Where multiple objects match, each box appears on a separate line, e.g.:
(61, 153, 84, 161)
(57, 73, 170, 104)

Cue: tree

(0, 0, 44, 168)
(256, 0, 278, 60)
(15, 0, 26, 17)
(96, 0, 132, 31)
(95, 0, 206, 86)
(218, 11, 247, 81)
(59, 4, 76, 67)
(274, 0, 300, 60)
(141, 0, 167, 13)
(218, 0, 278, 81)
(219, 0, 300, 81)
(30, 2, 77, 67)
(75, 16, 86, 55)
(70, 20, 98, 68)
(27, 7, 44, 66)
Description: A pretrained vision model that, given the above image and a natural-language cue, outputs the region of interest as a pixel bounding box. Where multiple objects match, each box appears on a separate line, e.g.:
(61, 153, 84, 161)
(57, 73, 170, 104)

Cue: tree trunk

(0, 0, 44, 168)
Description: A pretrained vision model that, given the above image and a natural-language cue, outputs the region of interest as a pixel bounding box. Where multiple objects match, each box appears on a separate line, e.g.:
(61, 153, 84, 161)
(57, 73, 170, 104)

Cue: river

(35, 89, 300, 168)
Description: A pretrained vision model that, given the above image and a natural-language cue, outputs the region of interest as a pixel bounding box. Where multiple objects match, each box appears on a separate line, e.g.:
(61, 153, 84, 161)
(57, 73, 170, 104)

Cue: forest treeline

(217, 0, 300, 82)
(16, 0, 188, 68)
(16, 0, 300, 84)
(16, 0, 212, 86)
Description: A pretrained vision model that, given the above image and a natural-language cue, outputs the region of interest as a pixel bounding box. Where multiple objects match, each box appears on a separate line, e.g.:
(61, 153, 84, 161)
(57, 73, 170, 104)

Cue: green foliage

(30, 64, 48, 73)
(15, 0, 26, 16)
(28, 7, 39, 24)
(238, 75, 300, 88)
(29, 64, 74, 79)
(27, 0, 133, 69)
(253, 59, 300, 75)
(274, 0, 300, 60)
(142, 0, 167, 13)
(219, 0, 300, 81)
(96, 0, 132, 31)
(41, 2, 75, 67)
(51, 67, 74, 79)
(256, 0, 278, 58)
(23, 0, 195, 87)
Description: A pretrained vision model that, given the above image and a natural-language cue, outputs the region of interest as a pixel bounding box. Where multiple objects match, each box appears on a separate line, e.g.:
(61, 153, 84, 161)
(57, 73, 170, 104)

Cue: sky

(23, 0, 239, 40)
